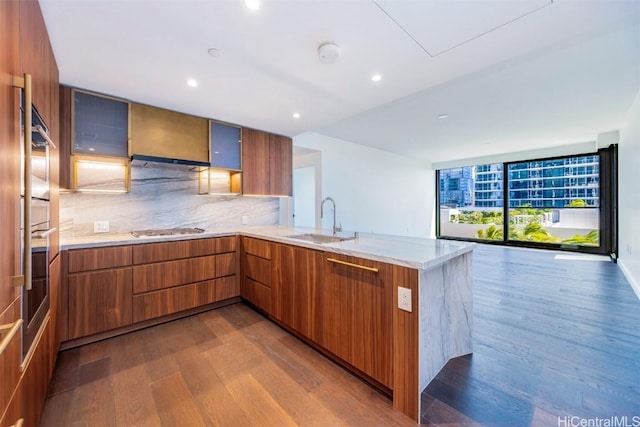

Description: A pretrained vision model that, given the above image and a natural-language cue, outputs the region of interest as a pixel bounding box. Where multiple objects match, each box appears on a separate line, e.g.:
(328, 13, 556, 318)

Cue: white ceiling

(40, 0, 640, 164)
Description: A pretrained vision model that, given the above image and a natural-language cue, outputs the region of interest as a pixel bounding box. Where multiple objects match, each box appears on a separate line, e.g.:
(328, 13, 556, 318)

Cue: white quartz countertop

(60, 225, 475, 270)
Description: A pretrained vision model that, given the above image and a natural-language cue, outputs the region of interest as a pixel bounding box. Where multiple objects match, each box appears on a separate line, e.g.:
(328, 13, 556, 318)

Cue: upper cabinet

(130, 103, 209, 165)
(59, 87, 130, 192)
(73, 91, 128, 157)
(210, 121, 241, 170)
(242, 128, 292, 196)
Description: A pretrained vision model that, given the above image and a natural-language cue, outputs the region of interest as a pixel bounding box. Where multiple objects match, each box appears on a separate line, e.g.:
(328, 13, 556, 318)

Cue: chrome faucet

(321, 197, 342, 236)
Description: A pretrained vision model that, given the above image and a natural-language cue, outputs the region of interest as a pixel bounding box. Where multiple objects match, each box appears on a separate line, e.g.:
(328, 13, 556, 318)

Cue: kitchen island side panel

(419, 251, 474, 393)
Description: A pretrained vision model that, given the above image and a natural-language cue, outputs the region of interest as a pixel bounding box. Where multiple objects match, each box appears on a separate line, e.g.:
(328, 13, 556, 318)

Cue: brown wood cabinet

(0, 300, 21, 426)
(321, 254, 393, 388)
(63, 236, 240, 340)
(68, 267, 133, 339)
(241, 128, 292, 196)
(0, 0, 21, 323)
(272, 244, 323, 341)
(2, 1, 60, 425)
(241, 237, 273, 313)
(131, 237, 239, 322)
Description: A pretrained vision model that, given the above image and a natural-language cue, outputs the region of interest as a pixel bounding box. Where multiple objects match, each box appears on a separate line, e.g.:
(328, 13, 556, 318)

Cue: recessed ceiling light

(187, 78, 198, 88)
(438, 113, 449, 119)
(245, 0, 260, 10)
(371, 74, 382, 82)
(208, 48, 221, 58)
(293, 112, 301, 119)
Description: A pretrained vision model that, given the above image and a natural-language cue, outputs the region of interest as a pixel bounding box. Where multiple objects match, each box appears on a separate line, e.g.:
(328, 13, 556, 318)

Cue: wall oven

(19, 74, 56, 362)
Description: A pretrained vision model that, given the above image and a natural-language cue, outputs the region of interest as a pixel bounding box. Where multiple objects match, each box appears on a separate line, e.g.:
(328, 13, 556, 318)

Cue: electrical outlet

(398, 286, 412, 312)
(93, 220, 110, 233)
(241, 215, 248, 225)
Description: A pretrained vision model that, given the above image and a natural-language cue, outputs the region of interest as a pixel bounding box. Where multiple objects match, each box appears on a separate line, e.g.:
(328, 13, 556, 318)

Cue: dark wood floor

(40, 244, 640, 426)
(421, 244, 640, 426)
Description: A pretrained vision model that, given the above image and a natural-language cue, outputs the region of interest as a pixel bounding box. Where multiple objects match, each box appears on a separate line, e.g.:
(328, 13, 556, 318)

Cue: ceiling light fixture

(318, 42, 340, 64)
(438, 113, 449, 119)
(371, 74, 382, 82)
(245, 0, 260, 11)
(187, 78, 198, 88)
(208, 48, 221, 58)
(293, 112, 301, 119)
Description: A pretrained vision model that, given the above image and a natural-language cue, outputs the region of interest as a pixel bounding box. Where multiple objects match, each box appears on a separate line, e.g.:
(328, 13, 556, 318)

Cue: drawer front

(215, 236, 237, 254)
(242, 237, 271, 260)
(215, 253, 236, 278)
(132, 280, 216, 323)
(242, 277, 271, 313)
(215, 276, 239, 301)
(68, 245, 132, 273)
(133, 255, 216, 294)
(132, 238, 217, 264)
(244, 254, 271, 287)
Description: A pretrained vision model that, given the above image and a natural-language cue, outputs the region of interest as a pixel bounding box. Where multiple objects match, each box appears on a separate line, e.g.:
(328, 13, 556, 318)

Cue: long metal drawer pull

(327, 257, 379, 273)
(0, 319, 24, 355)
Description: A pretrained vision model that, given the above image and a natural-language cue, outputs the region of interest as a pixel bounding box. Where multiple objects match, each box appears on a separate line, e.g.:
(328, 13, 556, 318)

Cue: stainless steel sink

(287, 233, 355, 244)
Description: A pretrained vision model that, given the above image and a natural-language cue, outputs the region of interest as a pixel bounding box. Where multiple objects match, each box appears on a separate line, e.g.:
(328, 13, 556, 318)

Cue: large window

(436, 149, 617, 256)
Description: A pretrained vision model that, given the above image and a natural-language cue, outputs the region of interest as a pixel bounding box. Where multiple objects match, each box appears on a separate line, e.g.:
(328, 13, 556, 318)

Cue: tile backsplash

(60, 163, 281, 238)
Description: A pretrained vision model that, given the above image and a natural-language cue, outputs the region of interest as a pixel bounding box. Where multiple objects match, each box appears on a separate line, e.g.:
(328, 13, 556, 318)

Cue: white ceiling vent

(318, 42, 340, 64)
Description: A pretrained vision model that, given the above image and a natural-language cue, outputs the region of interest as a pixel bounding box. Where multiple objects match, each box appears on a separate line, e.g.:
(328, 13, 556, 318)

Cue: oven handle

(32, 227, 57, 239)
(32, 124, 57, 149)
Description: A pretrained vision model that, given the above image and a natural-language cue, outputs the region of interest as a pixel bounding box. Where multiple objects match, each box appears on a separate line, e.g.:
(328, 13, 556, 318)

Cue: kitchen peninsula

(60, 226, 474, 422)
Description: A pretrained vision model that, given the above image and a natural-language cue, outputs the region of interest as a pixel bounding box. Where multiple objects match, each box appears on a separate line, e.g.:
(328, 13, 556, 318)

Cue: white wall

(619, 89, 640, 298)
(294, 132, 434, 238)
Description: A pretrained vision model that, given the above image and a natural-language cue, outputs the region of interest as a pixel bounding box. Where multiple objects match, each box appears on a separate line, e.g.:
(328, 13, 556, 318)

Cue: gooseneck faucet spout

(321, 197, 342, 236)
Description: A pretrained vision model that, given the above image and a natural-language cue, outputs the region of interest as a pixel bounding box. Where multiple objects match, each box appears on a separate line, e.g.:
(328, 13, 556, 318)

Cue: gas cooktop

(130, 227, 205, 238)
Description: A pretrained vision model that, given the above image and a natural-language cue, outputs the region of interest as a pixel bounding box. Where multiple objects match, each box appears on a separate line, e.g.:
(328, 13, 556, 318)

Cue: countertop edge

(60, 227, 475, 270)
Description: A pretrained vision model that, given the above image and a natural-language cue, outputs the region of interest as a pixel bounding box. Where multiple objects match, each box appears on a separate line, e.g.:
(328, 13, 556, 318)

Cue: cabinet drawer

(68, 268, 133, 339)
(133, 255, 216, 294)
(244, 254, 271, 287)
(243, 278, 271, 313)
(216, 253, 236, 278)
(215, 276, 239, 301)
(215, 236, 237, 254)
(68, 245, 132, 273)
(132, 238, 217, 264)
(132, 280, 216, 323)
(242, 237, 271, 259)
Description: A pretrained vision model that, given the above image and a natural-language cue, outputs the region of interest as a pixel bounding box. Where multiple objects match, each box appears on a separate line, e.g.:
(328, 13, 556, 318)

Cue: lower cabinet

(241, 237, 273, 314)
(245, 241, 393, 389)
(68, 267, 133, 339)
(321, 254, 393, 388)
(63, 236, 239, 342)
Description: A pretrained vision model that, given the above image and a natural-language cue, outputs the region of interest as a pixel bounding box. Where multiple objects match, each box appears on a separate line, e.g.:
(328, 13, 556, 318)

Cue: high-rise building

(439, 167, 474, 207)
(475, 164, 503, 207)
(508, 155, 599, 208)
(438, 154, 600, 209)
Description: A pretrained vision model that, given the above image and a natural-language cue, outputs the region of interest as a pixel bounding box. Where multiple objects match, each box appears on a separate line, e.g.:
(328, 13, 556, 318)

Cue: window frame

(435, 146, 618, 258)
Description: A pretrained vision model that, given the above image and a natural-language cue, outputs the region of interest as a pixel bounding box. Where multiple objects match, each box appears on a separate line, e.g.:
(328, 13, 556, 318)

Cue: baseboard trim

(618, 259, 640, 300)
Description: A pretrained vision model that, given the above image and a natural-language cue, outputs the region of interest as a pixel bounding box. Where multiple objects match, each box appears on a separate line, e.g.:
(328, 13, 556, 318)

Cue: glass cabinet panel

(210, 121, 241, 170)
(73, 90, 129, 157)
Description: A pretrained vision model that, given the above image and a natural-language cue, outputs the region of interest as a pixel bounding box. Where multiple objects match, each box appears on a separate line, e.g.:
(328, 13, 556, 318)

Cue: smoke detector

(318, 42, 340, 64)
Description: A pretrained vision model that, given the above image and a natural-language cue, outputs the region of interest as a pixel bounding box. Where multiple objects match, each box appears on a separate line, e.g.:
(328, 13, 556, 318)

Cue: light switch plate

(398, 286, 412, 312)
(241, 215, 248, 225)
(94, 220, 110, 233)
